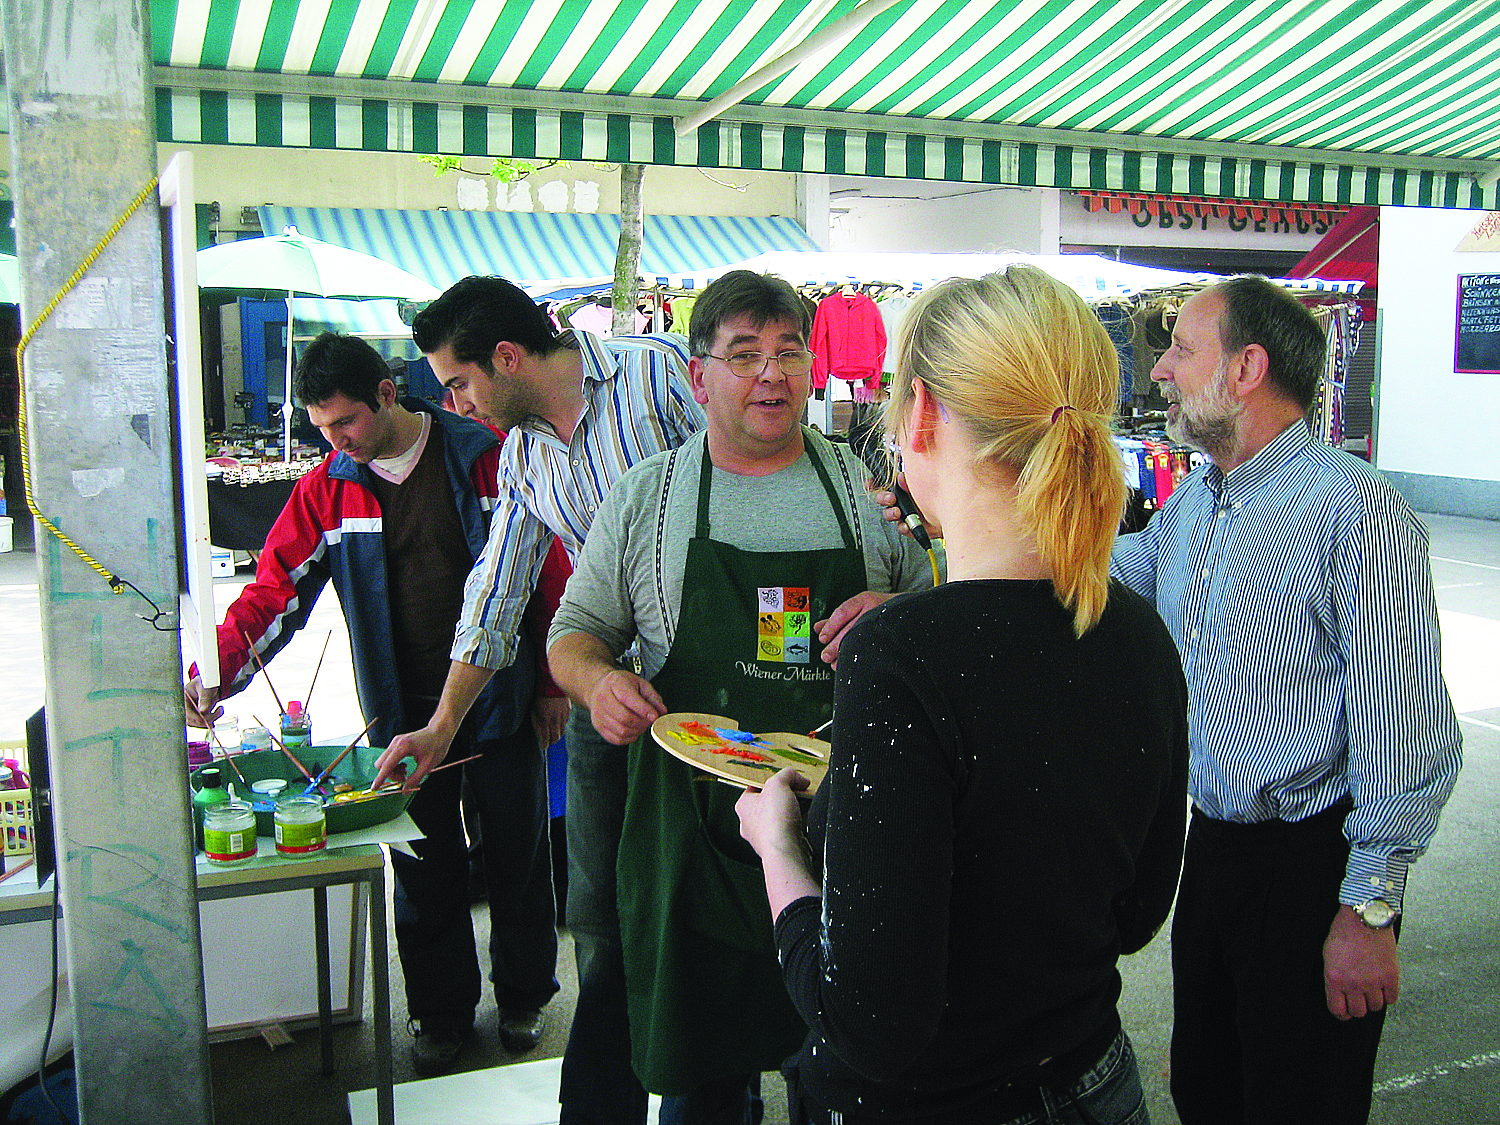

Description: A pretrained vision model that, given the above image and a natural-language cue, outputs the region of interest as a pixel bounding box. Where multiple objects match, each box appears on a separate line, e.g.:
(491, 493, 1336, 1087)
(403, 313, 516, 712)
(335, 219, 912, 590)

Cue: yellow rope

(14, 176, 161, 590)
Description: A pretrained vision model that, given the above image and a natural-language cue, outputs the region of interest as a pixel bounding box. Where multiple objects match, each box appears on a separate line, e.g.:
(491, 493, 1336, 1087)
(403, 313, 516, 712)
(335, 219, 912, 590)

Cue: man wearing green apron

(550, 272, 933, 1124)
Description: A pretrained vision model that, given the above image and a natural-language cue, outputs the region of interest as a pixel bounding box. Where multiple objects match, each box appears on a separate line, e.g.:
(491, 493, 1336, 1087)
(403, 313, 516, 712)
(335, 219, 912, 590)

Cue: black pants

(392, 711, 559, 1025)
(1171, 802, 1389, 1124)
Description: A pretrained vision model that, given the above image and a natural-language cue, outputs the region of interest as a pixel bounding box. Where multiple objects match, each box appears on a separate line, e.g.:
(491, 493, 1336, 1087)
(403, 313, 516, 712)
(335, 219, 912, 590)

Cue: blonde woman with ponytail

(738, 265, 1191, 1125)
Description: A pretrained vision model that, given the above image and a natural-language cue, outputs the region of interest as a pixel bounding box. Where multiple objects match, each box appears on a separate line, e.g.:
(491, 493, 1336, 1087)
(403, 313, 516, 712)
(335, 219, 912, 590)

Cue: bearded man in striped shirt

(1113, 275, 1462, 1125)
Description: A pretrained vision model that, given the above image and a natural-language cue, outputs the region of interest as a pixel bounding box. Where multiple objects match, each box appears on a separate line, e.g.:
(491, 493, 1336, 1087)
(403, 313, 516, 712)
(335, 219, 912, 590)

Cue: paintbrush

(344, 752, 483, 801)
(256, 715, 315, 782)
(301, 716, 378, 796)
(241, 631, 288, 719)
(808, 716, 833, 738)
(211, 740, 247, 786)
(425, 752, 482, 779)
(0, 856, 35, 886)
(186, 694, 248, 786)
(303, 631, 332, 709)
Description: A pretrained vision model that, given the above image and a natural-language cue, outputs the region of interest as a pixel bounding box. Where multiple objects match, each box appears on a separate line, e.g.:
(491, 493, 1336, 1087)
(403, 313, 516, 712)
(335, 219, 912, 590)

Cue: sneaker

(409, 1016, 470, 1077)
(498, 1007, 544, 1053)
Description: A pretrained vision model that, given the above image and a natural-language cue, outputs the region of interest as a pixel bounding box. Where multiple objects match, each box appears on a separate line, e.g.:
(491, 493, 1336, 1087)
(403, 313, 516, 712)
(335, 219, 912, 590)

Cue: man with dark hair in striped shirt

(372, 276, 705, 1096)
(1113, 275, 1462, 1125)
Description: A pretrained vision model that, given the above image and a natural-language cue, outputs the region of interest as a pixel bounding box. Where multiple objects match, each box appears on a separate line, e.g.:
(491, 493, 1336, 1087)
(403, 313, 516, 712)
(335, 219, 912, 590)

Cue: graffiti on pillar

(74, 844, 193, 941)
(89, 938, 190, 1037)
(63, 726, 148, 794)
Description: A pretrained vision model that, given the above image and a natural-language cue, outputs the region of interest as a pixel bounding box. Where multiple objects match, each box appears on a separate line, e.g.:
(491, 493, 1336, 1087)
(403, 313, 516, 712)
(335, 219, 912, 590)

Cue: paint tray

(190, 746, 413, 837)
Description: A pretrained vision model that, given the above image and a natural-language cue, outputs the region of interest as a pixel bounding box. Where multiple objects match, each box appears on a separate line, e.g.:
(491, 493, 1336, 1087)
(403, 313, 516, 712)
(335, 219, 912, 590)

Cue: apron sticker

(755, 588, 810, 663)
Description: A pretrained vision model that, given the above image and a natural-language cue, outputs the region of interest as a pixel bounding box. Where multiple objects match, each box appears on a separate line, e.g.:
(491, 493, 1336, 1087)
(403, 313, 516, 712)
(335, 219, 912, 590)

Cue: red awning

(1288, 206, 1379, 289)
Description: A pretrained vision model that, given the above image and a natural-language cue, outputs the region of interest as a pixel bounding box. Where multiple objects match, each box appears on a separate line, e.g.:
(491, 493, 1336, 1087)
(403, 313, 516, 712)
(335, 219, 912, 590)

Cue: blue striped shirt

(1112, 422, 1461, 910)
(453, 330, 705, 670)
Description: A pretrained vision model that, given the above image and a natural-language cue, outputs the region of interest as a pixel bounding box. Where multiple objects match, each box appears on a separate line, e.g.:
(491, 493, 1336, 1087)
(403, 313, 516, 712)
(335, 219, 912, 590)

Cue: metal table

(0, 843, 394, 1125)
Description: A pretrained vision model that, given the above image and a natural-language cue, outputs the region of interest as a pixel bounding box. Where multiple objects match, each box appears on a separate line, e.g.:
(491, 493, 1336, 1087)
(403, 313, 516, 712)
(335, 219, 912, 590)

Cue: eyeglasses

(706, 349, 816, 379)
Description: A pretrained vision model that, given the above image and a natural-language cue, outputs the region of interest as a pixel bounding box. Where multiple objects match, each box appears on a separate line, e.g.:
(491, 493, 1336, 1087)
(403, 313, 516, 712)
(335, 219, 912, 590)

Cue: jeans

(1022, 1029, 1149, 1125)
(790, 1029, 1146, 1125)
(659, 1074, 764, 1125)
(559, 707, 646, 1124)
(392, 714, 558, 1026)
(558, 709, 759, 1125)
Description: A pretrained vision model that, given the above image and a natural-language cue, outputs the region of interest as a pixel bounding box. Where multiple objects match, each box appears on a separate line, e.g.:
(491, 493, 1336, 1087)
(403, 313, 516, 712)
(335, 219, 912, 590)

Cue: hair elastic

(1050, 404, 1075, 425)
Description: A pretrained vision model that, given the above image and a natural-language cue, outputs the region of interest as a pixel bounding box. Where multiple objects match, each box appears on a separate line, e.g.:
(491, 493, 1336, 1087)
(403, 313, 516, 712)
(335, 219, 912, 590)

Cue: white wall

(1377, 206, 1500, 482)
(827, 177, 1059, 254)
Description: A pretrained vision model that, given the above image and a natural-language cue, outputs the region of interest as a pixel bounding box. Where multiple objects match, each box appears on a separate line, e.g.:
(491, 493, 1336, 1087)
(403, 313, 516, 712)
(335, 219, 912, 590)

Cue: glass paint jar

(273, 794, 326, 858)
(280, 701, 312, 755)
(239, 725, 272, 754)
(203, 802, 258, 866)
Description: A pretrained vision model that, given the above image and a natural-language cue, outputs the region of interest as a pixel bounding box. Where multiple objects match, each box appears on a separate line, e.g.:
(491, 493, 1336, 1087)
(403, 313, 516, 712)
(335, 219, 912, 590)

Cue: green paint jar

(273, 795, 326, 858)
(203, 802, 257, 866)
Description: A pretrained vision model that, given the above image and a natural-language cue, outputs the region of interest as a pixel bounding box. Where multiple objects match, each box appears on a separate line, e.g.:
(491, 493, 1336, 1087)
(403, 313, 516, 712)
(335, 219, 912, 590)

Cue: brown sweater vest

(366, 425, 472, 701)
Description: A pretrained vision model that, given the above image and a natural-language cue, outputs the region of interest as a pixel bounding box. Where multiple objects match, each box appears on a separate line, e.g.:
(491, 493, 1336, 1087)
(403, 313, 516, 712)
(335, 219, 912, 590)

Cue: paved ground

(1, 512, 1497, 1124)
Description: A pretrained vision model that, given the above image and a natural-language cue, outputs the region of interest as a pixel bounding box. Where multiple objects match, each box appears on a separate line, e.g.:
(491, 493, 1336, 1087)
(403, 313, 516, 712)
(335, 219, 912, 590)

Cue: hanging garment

(567, 300, 615, 336)
(876, 294, 913, 377)
(811, 292, 886, 398)
(670, 295, 698, 337)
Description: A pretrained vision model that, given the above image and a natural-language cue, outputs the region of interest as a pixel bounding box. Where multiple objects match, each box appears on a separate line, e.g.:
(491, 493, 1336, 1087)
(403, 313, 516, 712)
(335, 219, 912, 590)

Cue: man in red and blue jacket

(187, 333, 566, 1076)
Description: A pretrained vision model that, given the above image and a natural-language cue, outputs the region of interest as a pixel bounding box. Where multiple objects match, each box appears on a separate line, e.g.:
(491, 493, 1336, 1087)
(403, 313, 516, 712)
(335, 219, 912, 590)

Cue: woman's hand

(737, 769, 823, 917)
(736, 767, 810, 859)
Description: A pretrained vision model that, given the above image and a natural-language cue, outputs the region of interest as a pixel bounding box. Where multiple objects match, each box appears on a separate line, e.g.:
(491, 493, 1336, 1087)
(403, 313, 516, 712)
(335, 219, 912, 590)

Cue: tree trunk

(613, 163, 646, 336)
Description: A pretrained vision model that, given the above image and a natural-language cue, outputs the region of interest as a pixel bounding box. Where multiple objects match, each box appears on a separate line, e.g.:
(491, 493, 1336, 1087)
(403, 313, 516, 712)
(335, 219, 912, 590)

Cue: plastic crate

(2, 788, 32, 856)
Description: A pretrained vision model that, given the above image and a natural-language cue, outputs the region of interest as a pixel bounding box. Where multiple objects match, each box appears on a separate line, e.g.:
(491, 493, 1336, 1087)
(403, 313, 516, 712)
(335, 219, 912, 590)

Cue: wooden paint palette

(650, 712, 831, 793)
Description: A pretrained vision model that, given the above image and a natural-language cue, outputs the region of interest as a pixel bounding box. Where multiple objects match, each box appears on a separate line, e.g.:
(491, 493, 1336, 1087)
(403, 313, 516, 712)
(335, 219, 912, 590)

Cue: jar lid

(251, 779, 288, 796)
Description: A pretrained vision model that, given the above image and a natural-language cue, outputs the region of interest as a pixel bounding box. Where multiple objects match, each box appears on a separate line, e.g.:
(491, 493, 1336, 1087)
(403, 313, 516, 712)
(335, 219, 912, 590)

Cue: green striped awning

(258, 206, 819, 292)
(155, 0, 1500, 210)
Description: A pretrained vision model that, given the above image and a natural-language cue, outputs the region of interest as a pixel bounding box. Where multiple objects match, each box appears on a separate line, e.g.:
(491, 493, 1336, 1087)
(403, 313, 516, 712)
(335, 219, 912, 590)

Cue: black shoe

(409, 1016, 470, 1077)
(498, 1007, 544, 1053)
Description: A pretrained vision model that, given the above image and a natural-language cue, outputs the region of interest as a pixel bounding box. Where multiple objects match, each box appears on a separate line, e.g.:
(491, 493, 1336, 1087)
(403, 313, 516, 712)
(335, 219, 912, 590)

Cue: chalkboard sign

(1456, 274, 1500, 374)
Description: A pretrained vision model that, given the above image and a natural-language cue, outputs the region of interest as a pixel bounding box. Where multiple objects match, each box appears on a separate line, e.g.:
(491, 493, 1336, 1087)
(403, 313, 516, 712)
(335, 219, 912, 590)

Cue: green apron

(618, 437, 867, 1094)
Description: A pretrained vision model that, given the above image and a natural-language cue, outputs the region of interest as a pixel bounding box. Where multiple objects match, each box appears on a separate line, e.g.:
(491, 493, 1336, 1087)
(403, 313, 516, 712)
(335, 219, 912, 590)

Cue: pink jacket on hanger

(811, 292, 886, 397)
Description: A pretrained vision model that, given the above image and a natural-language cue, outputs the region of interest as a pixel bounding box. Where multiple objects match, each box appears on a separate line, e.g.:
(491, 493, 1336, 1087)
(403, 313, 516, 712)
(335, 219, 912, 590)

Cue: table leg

(369, 864, 394, 1125)
(314, 885, 334, 1075)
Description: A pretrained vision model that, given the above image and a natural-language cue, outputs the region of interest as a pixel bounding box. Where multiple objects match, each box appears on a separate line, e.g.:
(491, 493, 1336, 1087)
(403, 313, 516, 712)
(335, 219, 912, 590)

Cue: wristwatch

(1353, 899, 1399, 929)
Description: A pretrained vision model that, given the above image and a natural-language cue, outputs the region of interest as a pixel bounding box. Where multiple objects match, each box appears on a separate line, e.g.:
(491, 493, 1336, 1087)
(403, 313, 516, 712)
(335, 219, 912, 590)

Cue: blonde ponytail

(1016, 398, 1125, 635)
(884, 265, 1125, 636)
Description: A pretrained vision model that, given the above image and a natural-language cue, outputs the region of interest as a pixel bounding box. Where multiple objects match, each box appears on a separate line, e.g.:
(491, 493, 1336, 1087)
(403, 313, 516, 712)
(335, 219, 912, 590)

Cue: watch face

(1359, 900, 1395, 927)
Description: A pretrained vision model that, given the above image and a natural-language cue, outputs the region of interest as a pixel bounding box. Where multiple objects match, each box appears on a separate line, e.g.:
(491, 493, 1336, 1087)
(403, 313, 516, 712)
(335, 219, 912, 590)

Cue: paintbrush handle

(346, 751, 482, 801)
(426, 752, 483, 777)
(0, 857, 35, 885)
(242, 632, 288, 717)
(318, 716, 378, 779)
(257, 717, 314, 781)
(304, 631, 332, 709)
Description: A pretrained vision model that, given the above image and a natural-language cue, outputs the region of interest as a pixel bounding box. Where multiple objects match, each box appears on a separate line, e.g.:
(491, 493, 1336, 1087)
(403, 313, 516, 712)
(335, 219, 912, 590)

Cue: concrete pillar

(0, 0, 214, 1121)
